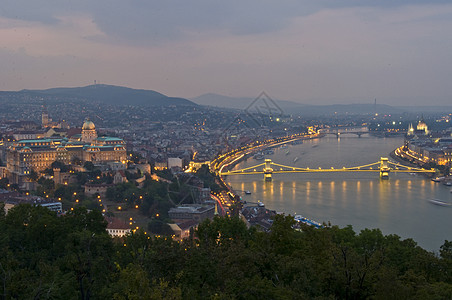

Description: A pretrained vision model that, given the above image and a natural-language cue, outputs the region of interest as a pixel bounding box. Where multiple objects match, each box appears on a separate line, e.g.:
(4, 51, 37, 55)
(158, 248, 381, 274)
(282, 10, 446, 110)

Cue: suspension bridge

(219, 157, 435, 181)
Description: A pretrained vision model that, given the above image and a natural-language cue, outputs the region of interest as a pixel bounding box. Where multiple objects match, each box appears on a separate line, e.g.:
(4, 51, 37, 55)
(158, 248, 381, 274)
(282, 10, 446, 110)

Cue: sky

(1, 1, 452, 105)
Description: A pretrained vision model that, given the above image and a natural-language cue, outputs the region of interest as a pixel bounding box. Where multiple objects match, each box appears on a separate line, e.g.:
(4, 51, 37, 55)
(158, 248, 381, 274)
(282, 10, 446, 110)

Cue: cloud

(2, 0, 448, 45)
(0, 1, 452, 104)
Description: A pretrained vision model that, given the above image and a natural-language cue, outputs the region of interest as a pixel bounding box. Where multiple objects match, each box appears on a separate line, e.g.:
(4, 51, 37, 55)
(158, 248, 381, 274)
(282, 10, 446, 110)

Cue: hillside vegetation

(0, 204, 451, 299)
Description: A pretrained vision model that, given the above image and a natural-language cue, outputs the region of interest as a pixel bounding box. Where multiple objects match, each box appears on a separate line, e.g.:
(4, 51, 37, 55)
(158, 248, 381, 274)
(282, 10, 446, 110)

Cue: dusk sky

(1, 1, 451, 105)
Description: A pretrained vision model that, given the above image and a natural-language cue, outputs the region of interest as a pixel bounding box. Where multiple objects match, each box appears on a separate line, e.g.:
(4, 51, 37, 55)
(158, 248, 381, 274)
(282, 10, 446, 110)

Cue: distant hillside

(300, 103, 401, 116)
(192, 93, 401, 116)
(191, 93, 308, 111)
(394, 105, 452, 113)
(0, 84, 196, 107)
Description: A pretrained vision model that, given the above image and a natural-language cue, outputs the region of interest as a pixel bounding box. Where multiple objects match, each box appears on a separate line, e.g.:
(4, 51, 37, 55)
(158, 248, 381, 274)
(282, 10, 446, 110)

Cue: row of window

(108, 229, 130, 235)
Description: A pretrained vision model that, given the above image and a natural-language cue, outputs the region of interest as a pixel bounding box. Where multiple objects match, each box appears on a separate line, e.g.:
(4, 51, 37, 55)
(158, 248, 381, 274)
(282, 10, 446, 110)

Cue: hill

(191, 93, 308, 111)
(0, 84, 196, 107)
(192, 93, 401, 116)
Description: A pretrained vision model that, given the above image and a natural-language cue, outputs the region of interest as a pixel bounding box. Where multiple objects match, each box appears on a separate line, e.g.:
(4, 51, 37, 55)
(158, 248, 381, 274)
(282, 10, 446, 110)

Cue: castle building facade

(6, 120, 127, 184)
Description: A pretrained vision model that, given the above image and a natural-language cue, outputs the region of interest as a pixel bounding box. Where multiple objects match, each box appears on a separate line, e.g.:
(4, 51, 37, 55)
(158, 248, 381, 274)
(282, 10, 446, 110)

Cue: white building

(105, 217, 131, 237)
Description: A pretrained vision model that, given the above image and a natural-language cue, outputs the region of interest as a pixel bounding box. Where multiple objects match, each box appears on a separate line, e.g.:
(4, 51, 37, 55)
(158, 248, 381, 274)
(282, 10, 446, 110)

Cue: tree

(27, 169, 39, 182)
(51, 160, 70, 172)
(1, 204, 451, 299)
(127, 151, 143, 164)
(111, 264, 153, 299)
(37, 177, 55, 196)
(196, 216, 252, 249)
(62, 230, 113, 299)
(84, 161, 95, 171)
(148, 220, 173, 236)
(72, 156, 82, 166)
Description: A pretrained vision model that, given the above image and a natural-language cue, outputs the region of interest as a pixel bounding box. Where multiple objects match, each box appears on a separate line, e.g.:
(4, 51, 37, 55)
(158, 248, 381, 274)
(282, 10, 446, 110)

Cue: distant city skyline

(1, 1, 452, 105)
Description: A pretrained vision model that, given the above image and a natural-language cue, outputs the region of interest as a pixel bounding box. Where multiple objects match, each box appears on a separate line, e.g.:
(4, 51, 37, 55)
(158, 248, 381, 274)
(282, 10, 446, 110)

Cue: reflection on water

(227, 136, 452, 251)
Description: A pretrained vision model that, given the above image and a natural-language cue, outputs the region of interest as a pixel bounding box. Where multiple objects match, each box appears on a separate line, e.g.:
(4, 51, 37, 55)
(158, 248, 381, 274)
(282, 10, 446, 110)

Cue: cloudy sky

(1, 1, 451, 105)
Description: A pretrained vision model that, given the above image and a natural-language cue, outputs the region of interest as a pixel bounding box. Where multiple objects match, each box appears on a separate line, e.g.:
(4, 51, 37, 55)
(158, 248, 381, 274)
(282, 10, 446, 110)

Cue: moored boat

(263, 149, 274, 155)
(432, 177, 444, 182)
(253, 152, 264, 160)
(294, 215, 323, 228)
(428, 198, 451, 206)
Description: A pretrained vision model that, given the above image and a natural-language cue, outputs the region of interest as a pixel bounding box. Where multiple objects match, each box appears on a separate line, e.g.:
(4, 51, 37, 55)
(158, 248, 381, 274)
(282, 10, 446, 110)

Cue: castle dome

(82, 120, 95, 130)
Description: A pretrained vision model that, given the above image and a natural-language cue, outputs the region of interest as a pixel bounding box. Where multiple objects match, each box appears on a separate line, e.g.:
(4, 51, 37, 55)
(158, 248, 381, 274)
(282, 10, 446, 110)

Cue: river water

(226, 135, 452, 251)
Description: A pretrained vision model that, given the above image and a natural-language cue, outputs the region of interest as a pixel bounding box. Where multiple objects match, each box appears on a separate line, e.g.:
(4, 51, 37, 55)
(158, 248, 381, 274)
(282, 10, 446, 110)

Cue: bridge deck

(220, 159, 435, 176)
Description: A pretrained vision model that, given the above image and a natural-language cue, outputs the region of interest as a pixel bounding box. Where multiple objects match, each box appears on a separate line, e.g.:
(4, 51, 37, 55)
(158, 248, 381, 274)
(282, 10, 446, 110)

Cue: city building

(407, 118, 429, 137)
(42, 104, 50, 127)
(0, 166, 7, 179)
(6, 120, 127, 185)
(404, 118, 452, 166)
(105, 217, 131, 237)
(84, 183, 114, 197)
(168, 204, 215, 222)
(168, 219, 198, 240)
(168, 157, 183, 169)
(0, 192, 63, 214)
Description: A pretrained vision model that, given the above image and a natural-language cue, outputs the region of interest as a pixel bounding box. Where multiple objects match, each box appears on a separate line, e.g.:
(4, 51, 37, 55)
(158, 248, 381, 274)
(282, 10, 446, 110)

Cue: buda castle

(6, 120, 126, 184)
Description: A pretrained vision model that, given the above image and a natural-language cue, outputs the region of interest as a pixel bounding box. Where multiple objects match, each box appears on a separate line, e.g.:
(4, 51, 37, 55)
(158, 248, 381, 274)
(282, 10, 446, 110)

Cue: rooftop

(105, 217, 130, 230)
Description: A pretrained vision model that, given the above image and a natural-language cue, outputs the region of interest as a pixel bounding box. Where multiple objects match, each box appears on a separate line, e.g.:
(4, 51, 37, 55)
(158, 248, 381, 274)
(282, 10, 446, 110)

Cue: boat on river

(294, 215, 323, 228)
(263, 149, 274, 155)
(253, 152, 264, 160)
(245, 190, 251, 195)
(428, 199, 451, 206)
(432, 177, 444, 182)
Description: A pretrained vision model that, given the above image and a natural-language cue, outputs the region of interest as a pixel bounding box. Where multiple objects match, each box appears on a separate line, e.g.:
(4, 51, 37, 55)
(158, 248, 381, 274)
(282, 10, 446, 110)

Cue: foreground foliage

(0, 205, 451, 299)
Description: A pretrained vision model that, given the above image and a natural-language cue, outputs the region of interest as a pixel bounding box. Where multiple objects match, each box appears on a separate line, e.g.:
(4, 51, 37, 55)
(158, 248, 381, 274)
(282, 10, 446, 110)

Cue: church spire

(41, 101, 49, 127)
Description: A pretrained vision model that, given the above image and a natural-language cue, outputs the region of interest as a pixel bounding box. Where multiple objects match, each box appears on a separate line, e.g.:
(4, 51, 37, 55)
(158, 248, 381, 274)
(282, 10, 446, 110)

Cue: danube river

(226, 135, 452, 251)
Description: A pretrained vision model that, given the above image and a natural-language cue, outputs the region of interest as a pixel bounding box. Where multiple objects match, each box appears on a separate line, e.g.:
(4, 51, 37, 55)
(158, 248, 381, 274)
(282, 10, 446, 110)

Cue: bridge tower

(263, 159, 273, 181)
(380, 157, 390, 179)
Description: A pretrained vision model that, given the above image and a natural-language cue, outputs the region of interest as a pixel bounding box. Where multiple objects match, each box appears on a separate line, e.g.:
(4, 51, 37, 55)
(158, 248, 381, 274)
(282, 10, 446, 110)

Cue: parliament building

(7, 120, 127, 184)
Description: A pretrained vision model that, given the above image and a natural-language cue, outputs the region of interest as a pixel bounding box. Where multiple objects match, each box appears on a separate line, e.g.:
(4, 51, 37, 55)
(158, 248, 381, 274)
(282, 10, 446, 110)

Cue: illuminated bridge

(323, 131, 370, 138)
(319, 128, 371, 138)
(219, 157, 435, 181)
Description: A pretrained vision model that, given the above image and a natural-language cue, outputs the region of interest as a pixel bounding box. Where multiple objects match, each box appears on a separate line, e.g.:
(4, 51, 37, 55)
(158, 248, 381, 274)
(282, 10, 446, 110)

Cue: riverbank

(390, 149, 420, 168)
(226, 135, 452, 251)
(391, 147, 442, 179)
(217, 132, 325, 175)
